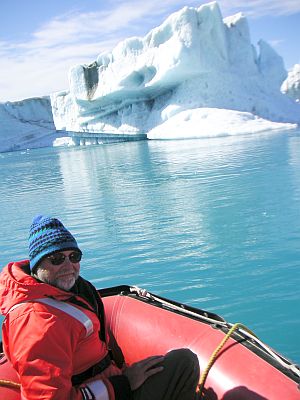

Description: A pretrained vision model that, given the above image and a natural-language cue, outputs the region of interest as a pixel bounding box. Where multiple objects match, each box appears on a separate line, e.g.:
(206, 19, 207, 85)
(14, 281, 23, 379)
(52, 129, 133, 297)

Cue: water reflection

(55, 132, 300, 303)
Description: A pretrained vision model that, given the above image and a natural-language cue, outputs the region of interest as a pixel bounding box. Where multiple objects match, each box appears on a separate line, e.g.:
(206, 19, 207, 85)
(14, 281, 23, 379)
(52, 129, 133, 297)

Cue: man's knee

(167, 348, 200, 372)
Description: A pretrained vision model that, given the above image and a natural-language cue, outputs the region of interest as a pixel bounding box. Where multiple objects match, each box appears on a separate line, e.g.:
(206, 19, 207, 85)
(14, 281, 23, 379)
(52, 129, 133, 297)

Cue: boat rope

(130, 286, 300, 379)
(0, 378, 21, 389)
(197, 322, 255, 397)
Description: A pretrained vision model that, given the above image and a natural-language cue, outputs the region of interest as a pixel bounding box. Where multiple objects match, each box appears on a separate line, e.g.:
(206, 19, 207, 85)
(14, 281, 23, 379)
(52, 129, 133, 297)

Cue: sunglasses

(46, 251, 82, 266)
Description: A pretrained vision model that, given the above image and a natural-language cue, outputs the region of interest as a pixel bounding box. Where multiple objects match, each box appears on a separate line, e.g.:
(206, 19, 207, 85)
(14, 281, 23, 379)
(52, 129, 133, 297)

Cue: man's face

(34, 250, 81, 291)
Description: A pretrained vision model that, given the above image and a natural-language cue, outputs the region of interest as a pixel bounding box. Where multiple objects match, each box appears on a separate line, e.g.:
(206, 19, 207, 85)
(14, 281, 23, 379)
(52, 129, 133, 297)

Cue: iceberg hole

(120, 66, 156, 88)
(83, 62, 99, 99)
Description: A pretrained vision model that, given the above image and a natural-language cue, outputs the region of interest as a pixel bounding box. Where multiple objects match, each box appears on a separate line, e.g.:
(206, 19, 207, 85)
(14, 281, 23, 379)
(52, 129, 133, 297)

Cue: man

(0, 215, 200, 400)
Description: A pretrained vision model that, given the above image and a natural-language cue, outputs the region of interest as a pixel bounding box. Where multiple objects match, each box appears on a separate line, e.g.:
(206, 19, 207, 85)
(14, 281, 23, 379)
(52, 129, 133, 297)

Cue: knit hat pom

(29, 215, 80, 270)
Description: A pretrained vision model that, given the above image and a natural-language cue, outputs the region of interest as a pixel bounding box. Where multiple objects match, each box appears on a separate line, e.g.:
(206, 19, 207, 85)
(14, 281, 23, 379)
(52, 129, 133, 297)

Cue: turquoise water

(1, 130, 300, 364)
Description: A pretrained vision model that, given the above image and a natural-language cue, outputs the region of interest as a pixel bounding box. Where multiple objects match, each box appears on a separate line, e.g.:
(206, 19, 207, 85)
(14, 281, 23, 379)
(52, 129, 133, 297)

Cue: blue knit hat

(29, 215, 80, 270)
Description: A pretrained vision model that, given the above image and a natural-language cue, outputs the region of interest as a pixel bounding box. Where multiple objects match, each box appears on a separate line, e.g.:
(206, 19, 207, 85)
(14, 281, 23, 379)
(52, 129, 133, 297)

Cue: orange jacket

(0, 261, 131, 400)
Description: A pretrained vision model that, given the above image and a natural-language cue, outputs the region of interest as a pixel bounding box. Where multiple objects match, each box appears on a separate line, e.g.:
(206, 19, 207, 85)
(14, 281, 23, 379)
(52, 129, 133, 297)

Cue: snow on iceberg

(282, 64, 300, 103)
(147, 108, 296, 139)
(50, 1, 300, 140)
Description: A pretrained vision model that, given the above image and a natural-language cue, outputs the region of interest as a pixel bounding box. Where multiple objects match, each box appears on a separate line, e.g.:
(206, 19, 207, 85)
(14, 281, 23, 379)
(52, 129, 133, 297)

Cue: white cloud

(0, 0, 299, 101)
(0, 1, 174, 101)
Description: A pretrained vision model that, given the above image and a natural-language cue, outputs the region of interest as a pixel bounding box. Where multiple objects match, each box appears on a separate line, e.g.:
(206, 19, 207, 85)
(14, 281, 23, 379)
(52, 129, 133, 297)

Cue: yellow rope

(198, 322, 257, 397)
(0, 378, 21, 389)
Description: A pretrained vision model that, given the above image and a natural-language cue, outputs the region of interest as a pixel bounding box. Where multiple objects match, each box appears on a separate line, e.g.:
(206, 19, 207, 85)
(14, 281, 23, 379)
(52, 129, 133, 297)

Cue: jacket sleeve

(82, 374, 132, 400)
(3, 304, 131, 400)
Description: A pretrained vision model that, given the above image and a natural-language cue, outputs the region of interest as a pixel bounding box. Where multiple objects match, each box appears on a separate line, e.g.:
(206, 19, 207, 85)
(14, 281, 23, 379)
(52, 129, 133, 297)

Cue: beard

(53, 272, 79, 291)
(33, 267, 79, 291)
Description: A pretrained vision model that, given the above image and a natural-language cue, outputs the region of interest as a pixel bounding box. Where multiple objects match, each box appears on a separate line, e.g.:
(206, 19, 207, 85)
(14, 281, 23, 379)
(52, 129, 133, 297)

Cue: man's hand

(123, 355, 164, 391)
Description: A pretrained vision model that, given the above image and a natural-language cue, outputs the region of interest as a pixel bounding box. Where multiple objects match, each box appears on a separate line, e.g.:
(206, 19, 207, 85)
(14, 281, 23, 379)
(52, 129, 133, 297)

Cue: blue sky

(0, 0, 299, 101)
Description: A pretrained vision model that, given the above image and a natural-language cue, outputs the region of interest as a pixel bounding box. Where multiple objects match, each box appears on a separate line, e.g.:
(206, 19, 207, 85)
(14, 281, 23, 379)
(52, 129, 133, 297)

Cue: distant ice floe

(53, 137, 76, 147)
(0, 97, 59, 152)
(282, 64, 300, 103)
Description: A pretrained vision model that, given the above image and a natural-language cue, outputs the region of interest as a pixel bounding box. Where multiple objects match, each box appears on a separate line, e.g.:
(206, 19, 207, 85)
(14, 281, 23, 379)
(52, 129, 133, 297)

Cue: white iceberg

(1, 1, 299, 151)
(0, 97, 59, 152)
(50, 1, 300, 140)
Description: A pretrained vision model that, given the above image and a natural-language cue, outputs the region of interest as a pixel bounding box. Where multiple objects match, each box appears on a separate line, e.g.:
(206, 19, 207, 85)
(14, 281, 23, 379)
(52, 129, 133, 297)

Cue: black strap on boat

(71, 353, 112, 386)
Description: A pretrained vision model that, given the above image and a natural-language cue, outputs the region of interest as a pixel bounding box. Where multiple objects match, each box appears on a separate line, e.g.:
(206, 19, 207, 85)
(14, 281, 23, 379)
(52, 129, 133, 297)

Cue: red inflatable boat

(1, 285, 300, 399)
